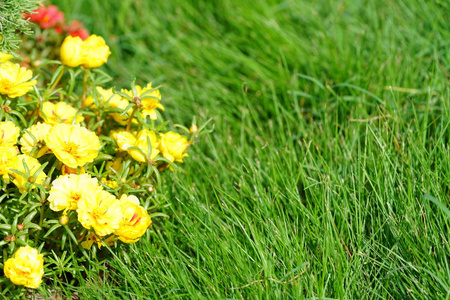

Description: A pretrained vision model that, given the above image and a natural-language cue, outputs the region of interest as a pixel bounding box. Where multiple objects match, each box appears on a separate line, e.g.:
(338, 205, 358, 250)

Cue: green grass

(43, 0, 449, 298)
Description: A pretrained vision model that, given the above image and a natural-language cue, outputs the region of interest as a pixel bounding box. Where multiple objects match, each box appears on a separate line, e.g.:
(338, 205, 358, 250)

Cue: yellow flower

(111, 130, 136, 151)
(111, 129, 159, 162)
(48, 174, 100, 211)
(4, 246, 44, 289)
(77, 190, 122, 236)
(159, 131, 189, 163)
(85, 86, 132, 125)
(132, 129, 160, 162)
(82, 35, 111, 68)
(101, 177, 118, 189)
(108, 96, 132, 125)
(0, 51, 14, 62)
(45, 123, 101, 168)
(0, 61, 37, 98)
(60, 36, 86, 67)
(40, 101, 84, 125)
(115, 194, 152, 244)
(60, 34, 111, 68)
(122, 82, 164, 120)
(0, 121, 20, 147)
(0, 146, 19, 181)
(10, 155, 47, 193)
(81, 232, 115, 250)
(19, 122, 53, 158)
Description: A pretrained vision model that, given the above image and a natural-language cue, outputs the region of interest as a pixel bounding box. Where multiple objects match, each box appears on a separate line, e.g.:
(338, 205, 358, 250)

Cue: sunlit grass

(45, 0, 450, 298)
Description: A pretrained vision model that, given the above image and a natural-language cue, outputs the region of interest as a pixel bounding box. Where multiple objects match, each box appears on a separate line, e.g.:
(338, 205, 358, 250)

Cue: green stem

(30, 100, 41, 123)
(45, 67, 66, 98)
(118, 185, 125, 198)
(34, 204, 45, 244)
(118, 162, 147, 198)
(132, 162, 147, 178)
(126, 106, 138, 131)
(82, 70, 88, 103)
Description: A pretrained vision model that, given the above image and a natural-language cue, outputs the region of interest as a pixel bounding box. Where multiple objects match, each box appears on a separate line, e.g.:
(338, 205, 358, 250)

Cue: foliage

(2, 0, 449, 298)
(0, 5, 210, 298)
(0, 0, 40, 53)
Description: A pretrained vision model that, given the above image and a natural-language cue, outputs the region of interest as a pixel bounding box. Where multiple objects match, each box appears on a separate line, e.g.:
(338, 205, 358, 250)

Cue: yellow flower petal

(0, 62, 36, 98)
(45, 124, 101, 168)
(4, 246, 44, 289)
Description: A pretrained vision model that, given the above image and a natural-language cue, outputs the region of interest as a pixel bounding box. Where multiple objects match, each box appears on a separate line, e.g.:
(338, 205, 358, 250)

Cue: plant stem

(34, 203, 45, 244)
(49, 70, 64, 91)
(82, 69, 88, 103)
(45, 67, 66, 99)
(132, 162, 147, 178)
(126, 106, 138, 131)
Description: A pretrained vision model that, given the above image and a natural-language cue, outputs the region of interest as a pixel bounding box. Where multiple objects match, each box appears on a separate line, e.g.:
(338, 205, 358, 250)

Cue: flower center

(18, 269, 31, 277)
(70, 192, 82, 202)
(0, 79, 13, 93)
(42, 15, 51, 24)
(63, 142, 79, 155)
(143, 99, 158, 110)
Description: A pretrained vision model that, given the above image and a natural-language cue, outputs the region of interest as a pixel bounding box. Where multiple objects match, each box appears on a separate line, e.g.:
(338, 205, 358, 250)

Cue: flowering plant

(0, 3, 210, 297)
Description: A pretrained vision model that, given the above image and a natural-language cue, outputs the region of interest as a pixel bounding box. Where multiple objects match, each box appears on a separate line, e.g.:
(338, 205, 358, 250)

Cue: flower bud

(17, 224, 24, 231)
(4, 235, 15, 242)
(59, 215, 69, 226)
(28, 176, 36, 183)
(190, 124, 198, 134)
(33, 60, 42, 68)
(133, 96, 142, 107)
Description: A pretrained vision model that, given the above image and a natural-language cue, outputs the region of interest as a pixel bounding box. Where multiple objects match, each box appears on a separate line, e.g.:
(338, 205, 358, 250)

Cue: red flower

(66, 20, 89, 40)
(24, 5, 65, 29)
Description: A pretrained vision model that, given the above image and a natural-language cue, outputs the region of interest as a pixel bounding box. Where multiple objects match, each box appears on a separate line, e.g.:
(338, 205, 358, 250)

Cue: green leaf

(424, 194, 450, 218)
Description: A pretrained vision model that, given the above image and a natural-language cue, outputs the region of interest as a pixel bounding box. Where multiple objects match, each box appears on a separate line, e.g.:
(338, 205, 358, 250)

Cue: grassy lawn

(47, 0, 449, 298)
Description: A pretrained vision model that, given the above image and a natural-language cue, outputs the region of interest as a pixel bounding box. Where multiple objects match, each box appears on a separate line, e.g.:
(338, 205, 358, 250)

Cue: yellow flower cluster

(85, 86, 131, 125)
(60, 35, 111, 68)
(48, 173, 151, 245)
(111, 130, 189, 163)
(122, 83, 164, 120)
(83, 81, 189, 164)
(85, 82, 165, 125)
(0, 29, 200, 291)
(0, 121, 47, 192)
(0, 120, 104, 194)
